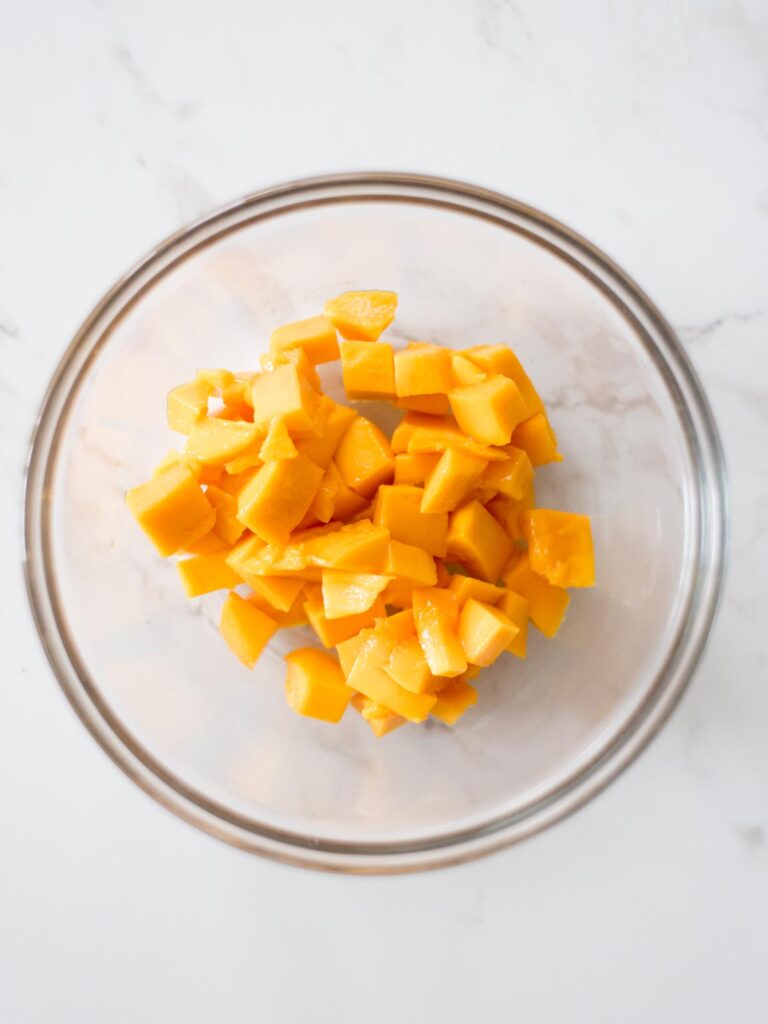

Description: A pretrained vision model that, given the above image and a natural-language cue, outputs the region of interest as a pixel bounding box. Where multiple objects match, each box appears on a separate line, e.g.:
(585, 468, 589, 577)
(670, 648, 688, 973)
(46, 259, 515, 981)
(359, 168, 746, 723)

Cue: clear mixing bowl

(24, 174, 726, 872)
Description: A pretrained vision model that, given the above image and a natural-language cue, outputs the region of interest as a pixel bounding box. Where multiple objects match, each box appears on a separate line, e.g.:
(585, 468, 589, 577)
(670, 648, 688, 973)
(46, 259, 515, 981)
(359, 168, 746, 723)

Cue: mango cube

(395, 393, 451, 415)
(511, 413, 563, 466)
(248, 575, 306, 613)
(520, 509, 595, 588)
(412, 587, 467, 678)
(125, 464, 214, 557)
(481, 447, 533, 501)
(284, 648, 352, 723)
(498, 589, 530, 658)
(185, 417, 262, 465)
(340, 340, 395, 399)
(394, 345, 453, 397)
(321, 570, 392, 619)
(502, 553, 570, 638)
(335, 416, 395, 497)
(297, 402, 357, 468)
(466, 344, 544, 417)
(237, 453, 323, 543)
(260, 346, 322, 391)
(351, 694, 405, 737)
(250, 363, 321, 438)
(420, 447, 488, 514)
(176, 550, 242, 598)
(382, 539, 437, 587)
(458, 598, 518, 666)
(450, 353, 486, 387)
(446, 500, 513, 582)
(167, 379, 210, 434)
(305, 594, 386, 647)
(219, 592, 277, 668)
(431, 678, 478, 725)
(373, 484, 448, 557)
(447, 575, 505, 607)
(384, 637, 446, 695)
(324, 290, 397, 341)
(345, 634, 437, 722)
(269, 314, 339, 364)
(485, 484, 535, 541)
(258, 417, 298, 461)
(448, 375, 527, 446)
(394, 452, 440, 485)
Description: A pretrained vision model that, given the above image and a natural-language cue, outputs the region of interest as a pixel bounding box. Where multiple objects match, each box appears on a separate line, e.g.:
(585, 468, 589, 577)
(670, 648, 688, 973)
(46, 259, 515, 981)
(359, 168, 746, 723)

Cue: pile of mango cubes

(126, 291, 595, 737)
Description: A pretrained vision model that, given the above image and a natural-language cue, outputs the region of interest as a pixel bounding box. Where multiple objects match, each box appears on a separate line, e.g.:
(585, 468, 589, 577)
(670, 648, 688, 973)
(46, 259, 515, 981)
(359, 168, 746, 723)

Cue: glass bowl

(24, 173, 726, 872)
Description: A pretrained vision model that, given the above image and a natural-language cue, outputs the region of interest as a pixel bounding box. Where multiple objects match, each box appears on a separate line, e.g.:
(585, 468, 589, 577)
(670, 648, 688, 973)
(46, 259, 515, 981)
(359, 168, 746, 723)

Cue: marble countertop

(1, 1, 766, 1021)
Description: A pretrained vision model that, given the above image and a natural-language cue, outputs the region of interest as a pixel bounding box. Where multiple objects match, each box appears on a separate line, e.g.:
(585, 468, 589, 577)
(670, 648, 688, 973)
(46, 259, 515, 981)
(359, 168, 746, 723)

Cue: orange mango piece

(153, 449, 223, 487)
(324, 290, 397, 341)
(176, 550, 242, 598)
(185, 417, 263, 466)
(258, 417, 298, 461)
(250, 363, 321, 438)
(321, 570, 392, 619)
(502, 553, 570, 638)
(260, 346, 322, 391)
(384, 637, 447, 695)
(395, 393, 452, 415)
(296, 400, 357, 469)
(481, 447, 533, 501)
(393, 452, 440, 485)
(450, 353, 486, 387)
(336, 630, 370, 677)
(465, 344, 544, 418)
(205, 483, 247, 546)
(197, 368, 250, 408)
(125, 464, 214, 557)
(284, 648, 352, 723)
(237, 453, 323, 543)
(340, 340, 396, 399)
(448, 375, 527, 446)
(394, 345, 453, 397)
(420, 447, 488, 514)
(520, 509, 595, 588)
(412, 587, 467, 678)
(447, 575, 505, 607)
(498, 589, 530, 658)
(383, 539, 437, 587)
(181, 529, 230, 555)
(431, 678, 478, 725)
(246, 521, 389, 577)
(511, 413, 563, 466)
(403, 413, 508, 461)
(446, 500, 513, 582)
(219, 592, 277, 668)
(269, 314, 339, 365)
(248, 574, 306, 613)
(373, 484, 448, 557)
(345, 634, 437, 722)
(458, 598, 518, 666)
(305, 594, 387, 647)
(485, 483, 535, 542)
(167, 379, 210, 434)
(335, 416, 395, 497)
(351, 694, 405, 737)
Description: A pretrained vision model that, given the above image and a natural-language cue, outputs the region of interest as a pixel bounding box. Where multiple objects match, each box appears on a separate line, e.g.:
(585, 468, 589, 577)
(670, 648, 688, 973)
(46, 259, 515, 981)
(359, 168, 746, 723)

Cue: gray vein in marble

(0, 315, 20, 338)
(678, 308, 768, 343)
(111, 46, 198, 121)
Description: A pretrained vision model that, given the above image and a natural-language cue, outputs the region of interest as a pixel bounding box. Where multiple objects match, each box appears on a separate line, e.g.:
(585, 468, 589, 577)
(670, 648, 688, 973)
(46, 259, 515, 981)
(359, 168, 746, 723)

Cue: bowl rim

(23, 171, 728, 873)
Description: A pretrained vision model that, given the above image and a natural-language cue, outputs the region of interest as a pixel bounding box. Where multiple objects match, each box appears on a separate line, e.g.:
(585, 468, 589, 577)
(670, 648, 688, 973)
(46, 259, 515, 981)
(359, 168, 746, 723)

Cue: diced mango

(485, 483, 535, 542)
(511, 413, 563, 466)
(176, 550, 241, 598)
(329, 464, 370, 521)
(393, 452, 440, 485)
(382, 539, 437, 587)
(237, 453, 323, 543)
(448, 575, 505, 607)
(351, 694, 405, 737)
(335, 416, 394, 497)
(340, 340, 395, 399)
(373, 608, 414, 641)
(458, 598, 518, 666)
(153, 448, 222, 487)
(502, 553, 570, 638)
(248, 575, 306, 613)
(394, 345, 453, 397)
(403, 414, 508, 461)
(167, 379, 210, 434)
(431, 678, 478, 726)
(258, 417, 298, 461)
(250, 363, 321, 438)
(246, 521, 388, 578)
(395, 394, 452, 415)
(185, 417, 262, 465)
(284, 648, 352, 723)
(481, 447, 533, 501)
(465, 344, 544, 417)
(321, 570, 392, 619)
(520, 509, 595, 588)
(297, 402, 357, 468)
(260, 347, 322, 391)
(219, 592, 277, 668)
(420, 447, 488, 514)
(446, 500, 513, 582)
(310, 461, 342, 523)
(324, 290, 397, 341)
(205, 484, 247, 545)
(345, 634, 436, 722)
(411, 587, 467, 678)
(269, 314, 339, 364)
(498, 590, 529, 658)
(125, 464, 214, 557)
(381, 580, 414, 609)
(384, 637, 446, 695)
(305, 594, 386, 647)
(448, 375, 527, 446)
(197, 368, 250, 408)
(182, 529, 230, 555)
(373, 484, 448, 557)
(450, 353, 486, 387)
(223, 449, 264, 475)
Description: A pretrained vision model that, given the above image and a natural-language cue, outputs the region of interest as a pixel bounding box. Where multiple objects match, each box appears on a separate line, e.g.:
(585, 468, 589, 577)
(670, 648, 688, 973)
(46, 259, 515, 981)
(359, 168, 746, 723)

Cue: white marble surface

(1, 1, 766, 1020)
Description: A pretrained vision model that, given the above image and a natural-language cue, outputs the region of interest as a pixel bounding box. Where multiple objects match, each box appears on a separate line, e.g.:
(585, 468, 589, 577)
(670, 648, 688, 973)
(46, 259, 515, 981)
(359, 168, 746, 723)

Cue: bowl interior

(40, 185, 705, 852)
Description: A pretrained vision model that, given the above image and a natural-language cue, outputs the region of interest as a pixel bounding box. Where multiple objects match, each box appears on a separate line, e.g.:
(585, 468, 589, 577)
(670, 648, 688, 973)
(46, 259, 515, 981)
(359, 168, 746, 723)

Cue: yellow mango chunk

(126, 464, 214, 557)
(502, 553, 570, 638)
(520, 509, 595, 588)
(512, 413, 563, 466)
(384, 637, 446, 695)
(182, 530, 229, 555)
(219, 592, 277, 668)
(458, 598, 518, 666)
(296, 401, 357, 469)
(420, 447, 488, 514)
(305, 594, 387, 647)
(351, 694, 406, 737)
(176, 550, 242, 598)
(382, 580, 414, 609)
(237, 453, 323, 543)
(340, 340, 395, 399)
(403, 413, 508, 461)
(447, 575, 505, 607)
(246, 521, 389, 577)
(197, 368, 250, 407)
(205, 483, 247, 545)
(373, 608, 414, 640)
(447, 500, 513, 582)
(485, 483, 535, 542)
(185, 417, 262, 466)
(324, 290, 397, 341)
(431, 678, 478, 725)
(310, 461, 342, 523)
(248, 574, 306, 613)
(167, 379, 210, 434)
(154, 449, 222, 486)
(383, 540, 437, 587)
(269, 314, 339, 365)
(394, 345, 453, 397)
(223, 449, 264, 475)
(335, 416, 395, 497)
(258, 417, 298, 461)
(465, 344, 544, 418)
(329, 464, 370, 521)
(321, 571, 392, 619)
(260, 347, 322, 391)
(395, 394, 452, 415)
(250, 363, 321, 439)
(284, 648, 352, 723)
(498, 589, 530, 658)
(336, 631, 369, 676)
(345, 634, 437, 722)
(450, 353, 486, 387)
(248, 587, 308, 628)
(373, 484, 448, 557)
(481, 447, 533, 501)
(394, 452, 440, 485)
(448, 375, 527, 446)
(412, 587, 467, 678)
